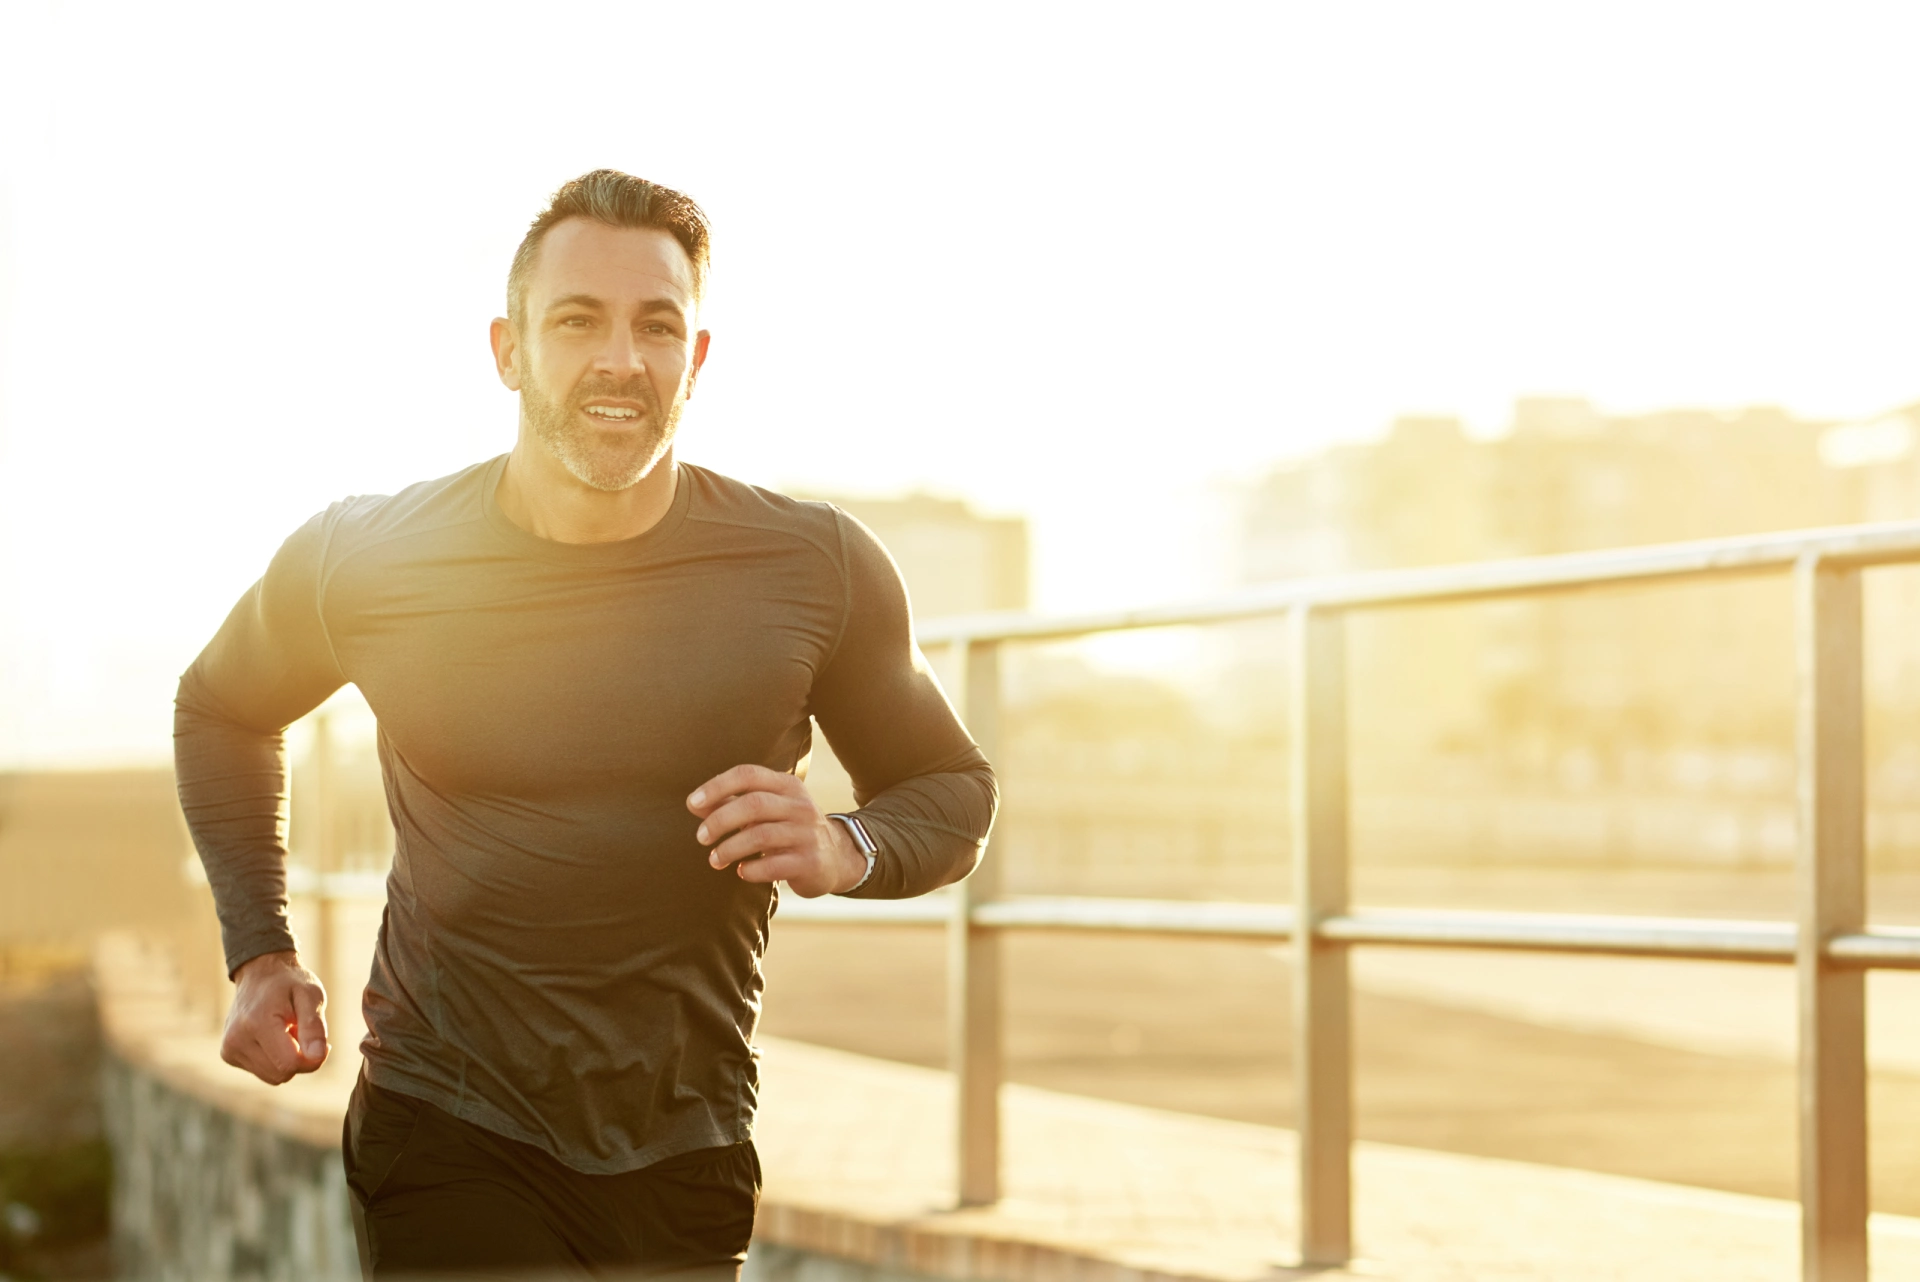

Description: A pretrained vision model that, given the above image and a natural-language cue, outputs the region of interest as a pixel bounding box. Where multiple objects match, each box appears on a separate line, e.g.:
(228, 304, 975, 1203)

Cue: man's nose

(593, 326, 647, 376)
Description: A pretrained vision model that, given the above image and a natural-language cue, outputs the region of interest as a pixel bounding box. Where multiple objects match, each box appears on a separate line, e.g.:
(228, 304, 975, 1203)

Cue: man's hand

(688, 765, 868, 898)
(222, 950, 329, 1085)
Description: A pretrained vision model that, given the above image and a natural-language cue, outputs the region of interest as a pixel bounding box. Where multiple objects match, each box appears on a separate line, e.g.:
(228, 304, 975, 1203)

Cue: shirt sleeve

(174, 508, 348, 976)
(808, 509, 1000, 899)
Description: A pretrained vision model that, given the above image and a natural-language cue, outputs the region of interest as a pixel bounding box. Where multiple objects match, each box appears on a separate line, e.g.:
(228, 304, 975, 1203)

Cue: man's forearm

(841, 755, 998, 899)
(175, 677, 299, 977)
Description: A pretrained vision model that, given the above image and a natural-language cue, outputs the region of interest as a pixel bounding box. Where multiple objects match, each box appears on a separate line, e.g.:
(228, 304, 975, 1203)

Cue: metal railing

(773, 516, 1920, 1282)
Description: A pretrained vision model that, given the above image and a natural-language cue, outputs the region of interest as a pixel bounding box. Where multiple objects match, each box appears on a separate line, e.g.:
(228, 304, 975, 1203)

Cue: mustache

(568, 376, 662, 413)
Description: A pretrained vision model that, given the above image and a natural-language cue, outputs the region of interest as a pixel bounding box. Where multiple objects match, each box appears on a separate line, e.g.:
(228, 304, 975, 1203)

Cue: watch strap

(827, 813, 878, 892)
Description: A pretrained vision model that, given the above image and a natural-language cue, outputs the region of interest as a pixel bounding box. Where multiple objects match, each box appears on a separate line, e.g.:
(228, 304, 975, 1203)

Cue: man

(174, 170, 997, 1279)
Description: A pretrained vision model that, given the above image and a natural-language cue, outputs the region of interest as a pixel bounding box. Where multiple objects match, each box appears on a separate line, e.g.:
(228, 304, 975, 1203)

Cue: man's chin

(556, 444, 670, 494)
(526, 398, 679, 494)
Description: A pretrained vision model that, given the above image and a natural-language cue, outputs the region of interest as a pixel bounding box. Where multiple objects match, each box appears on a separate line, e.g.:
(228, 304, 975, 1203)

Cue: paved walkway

(754, 1036, 1920, 1282)
(97, 937, 1920, 1281)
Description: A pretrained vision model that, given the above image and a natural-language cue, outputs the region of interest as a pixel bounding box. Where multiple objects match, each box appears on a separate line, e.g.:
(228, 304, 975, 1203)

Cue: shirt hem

(361, 1059, 754, 1176)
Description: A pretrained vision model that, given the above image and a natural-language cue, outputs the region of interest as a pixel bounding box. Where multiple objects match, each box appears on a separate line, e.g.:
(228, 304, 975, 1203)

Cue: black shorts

(342, 1071, 759, 1280)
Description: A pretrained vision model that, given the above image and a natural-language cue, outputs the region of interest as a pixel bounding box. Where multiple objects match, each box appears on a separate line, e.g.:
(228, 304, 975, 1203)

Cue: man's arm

(175, 508, 349, 1078)
(692, 509, 998, 899)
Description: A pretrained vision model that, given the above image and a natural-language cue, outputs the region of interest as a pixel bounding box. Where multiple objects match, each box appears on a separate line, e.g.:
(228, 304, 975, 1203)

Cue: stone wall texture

(103, 1055, 357, 1282)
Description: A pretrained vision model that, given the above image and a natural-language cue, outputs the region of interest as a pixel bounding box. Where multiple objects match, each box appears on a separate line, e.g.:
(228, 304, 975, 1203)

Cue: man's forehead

(532, 219, 696, 307)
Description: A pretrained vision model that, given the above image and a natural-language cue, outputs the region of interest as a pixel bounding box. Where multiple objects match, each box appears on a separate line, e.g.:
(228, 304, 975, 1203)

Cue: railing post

(1795, 555, 1869, 1282)
(1290, 605, 1352, 1266)
(951, 639, 1004, 1206)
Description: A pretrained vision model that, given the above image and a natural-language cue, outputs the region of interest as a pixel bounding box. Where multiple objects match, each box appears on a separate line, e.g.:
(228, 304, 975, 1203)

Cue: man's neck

(496, 440, 680, 545)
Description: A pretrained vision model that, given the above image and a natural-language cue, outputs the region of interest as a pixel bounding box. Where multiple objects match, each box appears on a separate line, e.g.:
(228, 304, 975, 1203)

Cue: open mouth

(582, 403, 643, 422)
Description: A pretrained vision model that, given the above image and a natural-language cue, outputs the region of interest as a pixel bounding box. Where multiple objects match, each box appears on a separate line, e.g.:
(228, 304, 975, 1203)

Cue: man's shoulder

(305, 457, 500, 564)
(679, 463, 849, 558)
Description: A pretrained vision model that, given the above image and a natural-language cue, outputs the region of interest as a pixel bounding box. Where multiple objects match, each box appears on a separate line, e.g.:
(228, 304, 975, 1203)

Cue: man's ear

(490, 317, 523, 391)
(687, 329, 712, 397)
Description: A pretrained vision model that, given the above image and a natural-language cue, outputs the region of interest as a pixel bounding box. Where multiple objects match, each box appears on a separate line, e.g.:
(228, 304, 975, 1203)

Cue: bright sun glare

(1, 2, 1918, 765)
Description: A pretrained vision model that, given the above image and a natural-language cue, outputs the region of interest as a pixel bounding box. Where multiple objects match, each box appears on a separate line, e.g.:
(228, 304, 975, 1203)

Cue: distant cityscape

(1240, 395, 1920, 758)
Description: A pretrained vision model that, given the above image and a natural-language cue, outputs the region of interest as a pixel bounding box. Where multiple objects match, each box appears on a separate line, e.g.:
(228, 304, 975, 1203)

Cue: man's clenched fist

(223, 950, 329, 1085)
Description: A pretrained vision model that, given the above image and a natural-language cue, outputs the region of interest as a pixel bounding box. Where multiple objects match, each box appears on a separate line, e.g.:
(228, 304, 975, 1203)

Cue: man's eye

(560, 316, 593, 328)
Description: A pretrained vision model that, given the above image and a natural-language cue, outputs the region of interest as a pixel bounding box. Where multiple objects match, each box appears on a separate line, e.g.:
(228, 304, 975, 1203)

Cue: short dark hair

(507, 170, 712, 326)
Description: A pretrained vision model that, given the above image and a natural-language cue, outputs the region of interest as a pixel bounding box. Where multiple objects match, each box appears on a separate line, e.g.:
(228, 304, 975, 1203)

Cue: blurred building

(797, 491, 1030, 620)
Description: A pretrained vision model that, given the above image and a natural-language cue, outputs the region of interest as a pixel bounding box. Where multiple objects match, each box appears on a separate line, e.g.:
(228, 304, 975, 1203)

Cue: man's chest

(332, 551, 841, 799)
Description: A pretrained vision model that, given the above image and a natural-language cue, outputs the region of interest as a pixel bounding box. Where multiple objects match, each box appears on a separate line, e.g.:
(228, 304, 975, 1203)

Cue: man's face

(496, 220, 709, 492)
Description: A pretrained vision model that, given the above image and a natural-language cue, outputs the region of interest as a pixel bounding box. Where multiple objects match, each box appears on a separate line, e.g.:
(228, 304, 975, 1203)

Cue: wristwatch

(826, 813, 878, 892)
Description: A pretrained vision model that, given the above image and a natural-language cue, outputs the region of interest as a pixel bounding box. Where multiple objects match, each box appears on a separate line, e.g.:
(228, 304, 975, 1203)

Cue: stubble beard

(520, 367, 687, 493)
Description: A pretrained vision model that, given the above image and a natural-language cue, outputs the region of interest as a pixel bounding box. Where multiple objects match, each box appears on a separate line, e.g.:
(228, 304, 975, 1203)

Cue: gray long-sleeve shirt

(174, 457, 997, 1173)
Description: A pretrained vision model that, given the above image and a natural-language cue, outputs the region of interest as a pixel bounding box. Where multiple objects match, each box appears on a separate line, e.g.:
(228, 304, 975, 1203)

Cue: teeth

(585, 405, 639, 419)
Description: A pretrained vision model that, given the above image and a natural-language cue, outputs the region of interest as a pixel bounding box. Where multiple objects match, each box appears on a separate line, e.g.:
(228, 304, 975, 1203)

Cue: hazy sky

(2, 2, 1917, 764)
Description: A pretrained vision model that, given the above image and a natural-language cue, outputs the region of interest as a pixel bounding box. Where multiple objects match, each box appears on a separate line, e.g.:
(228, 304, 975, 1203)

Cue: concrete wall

(102, 1053, 356, 1282)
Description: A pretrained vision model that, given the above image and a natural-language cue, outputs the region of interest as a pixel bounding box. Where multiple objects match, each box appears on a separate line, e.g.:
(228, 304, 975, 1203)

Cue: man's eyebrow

(542, 294, 688, 321)
(542, 293, 606, 315)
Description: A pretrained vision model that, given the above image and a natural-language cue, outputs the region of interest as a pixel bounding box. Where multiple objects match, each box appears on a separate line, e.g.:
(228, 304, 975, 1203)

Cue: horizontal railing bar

(916, 519, 1920, 646)
(772, 894, 952, 925)
(285, 867, 389, 899)
(769, 892, 1294, 935)
(1828, 927, 1920, 969)
(1322, 909, 1796, 962)
(768, 893, 1920, 968)
(972, 896, 1295, 938)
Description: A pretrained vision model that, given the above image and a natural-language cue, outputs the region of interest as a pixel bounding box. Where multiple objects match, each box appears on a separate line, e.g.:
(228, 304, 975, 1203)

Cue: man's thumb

(291, 980, 329, 1061)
